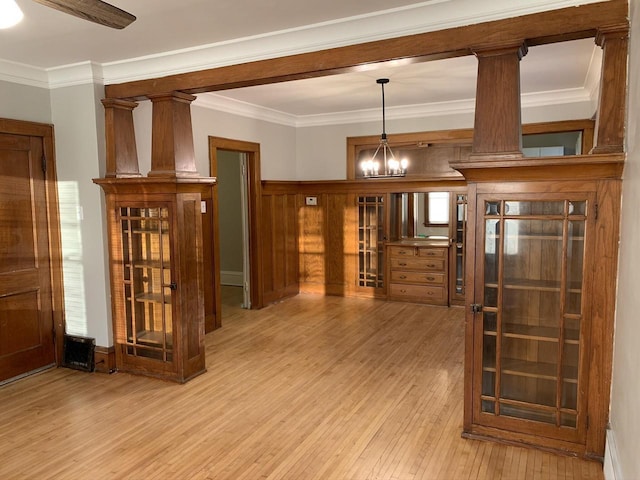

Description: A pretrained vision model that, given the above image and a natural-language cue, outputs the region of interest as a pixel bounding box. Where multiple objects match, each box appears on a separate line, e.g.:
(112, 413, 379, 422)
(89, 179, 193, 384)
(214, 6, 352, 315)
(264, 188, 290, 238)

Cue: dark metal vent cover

(62, 335, 95, 372)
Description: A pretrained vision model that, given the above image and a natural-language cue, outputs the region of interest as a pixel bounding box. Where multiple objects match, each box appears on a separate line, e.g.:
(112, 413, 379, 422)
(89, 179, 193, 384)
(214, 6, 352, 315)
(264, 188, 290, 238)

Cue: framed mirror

(390, 192, 450, 240)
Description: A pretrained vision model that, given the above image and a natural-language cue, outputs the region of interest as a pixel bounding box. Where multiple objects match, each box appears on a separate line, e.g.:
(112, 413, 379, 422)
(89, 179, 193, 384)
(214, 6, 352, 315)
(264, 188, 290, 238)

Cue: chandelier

(360, 78, 408, 178)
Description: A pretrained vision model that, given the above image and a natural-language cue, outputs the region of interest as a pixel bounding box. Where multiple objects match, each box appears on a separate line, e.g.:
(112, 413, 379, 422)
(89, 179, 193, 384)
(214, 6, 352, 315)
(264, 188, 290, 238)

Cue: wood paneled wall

(298, 192, 358, 296)
(261, 185, 359, 301)
(260, 191, 299, 304)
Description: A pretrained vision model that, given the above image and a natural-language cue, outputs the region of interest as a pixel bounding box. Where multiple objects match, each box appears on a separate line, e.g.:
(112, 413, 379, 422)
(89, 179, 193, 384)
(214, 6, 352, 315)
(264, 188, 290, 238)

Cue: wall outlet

(305, 196, 318, 206)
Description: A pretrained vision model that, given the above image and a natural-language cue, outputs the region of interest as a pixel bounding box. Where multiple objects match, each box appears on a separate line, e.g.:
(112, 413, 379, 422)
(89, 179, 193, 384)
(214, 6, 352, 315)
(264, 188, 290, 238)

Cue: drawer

(390, 257, 445, 272)
(390, 271, 446, 285)
(388, 246, 416, 257)
(418, 247, 447, 259)
(390, 283, 446, 303)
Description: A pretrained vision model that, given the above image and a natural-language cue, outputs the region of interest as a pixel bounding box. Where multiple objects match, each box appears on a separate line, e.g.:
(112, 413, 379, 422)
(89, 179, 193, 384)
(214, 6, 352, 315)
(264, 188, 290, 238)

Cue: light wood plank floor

(0, 291, 604, 479)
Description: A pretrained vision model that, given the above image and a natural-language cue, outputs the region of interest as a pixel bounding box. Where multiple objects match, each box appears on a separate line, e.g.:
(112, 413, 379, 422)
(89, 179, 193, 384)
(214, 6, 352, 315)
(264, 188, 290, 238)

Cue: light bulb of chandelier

(0, 0, 24, 29)
(400, 158, 409, 170)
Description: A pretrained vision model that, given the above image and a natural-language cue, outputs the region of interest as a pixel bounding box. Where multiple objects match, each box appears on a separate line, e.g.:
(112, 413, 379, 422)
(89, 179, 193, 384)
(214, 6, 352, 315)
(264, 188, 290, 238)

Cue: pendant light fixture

(360, 78, 408, 178)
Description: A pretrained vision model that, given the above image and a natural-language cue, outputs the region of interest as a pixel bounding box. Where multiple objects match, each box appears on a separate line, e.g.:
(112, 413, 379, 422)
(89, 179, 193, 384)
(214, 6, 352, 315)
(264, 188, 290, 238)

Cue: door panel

(0, 133, 55, 382)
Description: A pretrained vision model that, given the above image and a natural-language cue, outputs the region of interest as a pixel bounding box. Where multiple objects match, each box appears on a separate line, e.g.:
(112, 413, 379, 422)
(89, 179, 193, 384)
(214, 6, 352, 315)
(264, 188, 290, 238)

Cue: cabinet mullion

(555, 201, 570, 426)
(494, 201, 505, 416)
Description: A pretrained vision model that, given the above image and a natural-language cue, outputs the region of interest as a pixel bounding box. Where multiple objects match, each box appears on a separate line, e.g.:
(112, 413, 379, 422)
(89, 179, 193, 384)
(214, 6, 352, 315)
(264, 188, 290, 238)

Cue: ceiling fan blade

(31, 0, 136, 29)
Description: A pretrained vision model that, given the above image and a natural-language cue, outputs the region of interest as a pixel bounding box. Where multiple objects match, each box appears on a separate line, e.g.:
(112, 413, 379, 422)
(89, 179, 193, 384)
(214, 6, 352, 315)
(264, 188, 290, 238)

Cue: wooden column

(470, 43, 527, 160)
(591, 25, 629, 155)
(102, 99, 140, 178)
(148, 91, 199, 177)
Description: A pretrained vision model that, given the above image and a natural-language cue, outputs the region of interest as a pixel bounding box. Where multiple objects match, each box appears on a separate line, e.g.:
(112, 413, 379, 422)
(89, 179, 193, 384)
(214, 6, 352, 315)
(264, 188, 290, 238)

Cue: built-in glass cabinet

(95, 178, 209, 383)
(357, 195, 385, 291)
(474, 195, 592, 443)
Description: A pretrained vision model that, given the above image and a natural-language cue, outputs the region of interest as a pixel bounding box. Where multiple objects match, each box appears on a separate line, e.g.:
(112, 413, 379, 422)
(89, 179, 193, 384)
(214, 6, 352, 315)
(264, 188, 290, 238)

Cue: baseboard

(604, 428, 623, 480)
(221, 270, 243, 286)
(94, 346, 116, 374)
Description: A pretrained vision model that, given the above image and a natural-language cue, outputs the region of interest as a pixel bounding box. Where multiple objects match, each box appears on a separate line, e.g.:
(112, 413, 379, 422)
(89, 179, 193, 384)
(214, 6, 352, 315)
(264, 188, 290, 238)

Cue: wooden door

(0, 132, 55, 382)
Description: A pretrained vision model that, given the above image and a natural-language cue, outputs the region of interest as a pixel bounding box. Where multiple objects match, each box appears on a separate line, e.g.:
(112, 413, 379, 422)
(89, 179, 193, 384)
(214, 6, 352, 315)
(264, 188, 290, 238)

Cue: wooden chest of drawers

(387, 243, 449, 305)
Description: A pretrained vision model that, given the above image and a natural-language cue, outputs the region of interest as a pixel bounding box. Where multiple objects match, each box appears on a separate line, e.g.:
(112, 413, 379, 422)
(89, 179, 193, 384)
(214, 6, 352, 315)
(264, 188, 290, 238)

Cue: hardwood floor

(0, 293, 603, 479)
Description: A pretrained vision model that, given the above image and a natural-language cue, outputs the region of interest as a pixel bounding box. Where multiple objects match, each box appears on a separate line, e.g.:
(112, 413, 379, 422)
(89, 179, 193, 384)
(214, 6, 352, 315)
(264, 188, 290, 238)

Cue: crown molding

(193, 94, 298, 127)
(47, 62, 104, 89)
(195, 85, 595, 128)
(0, 59, 48, 88)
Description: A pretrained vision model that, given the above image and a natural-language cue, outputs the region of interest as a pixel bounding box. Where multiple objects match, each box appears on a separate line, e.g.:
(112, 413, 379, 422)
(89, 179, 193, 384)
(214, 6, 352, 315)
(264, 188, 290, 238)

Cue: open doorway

(217, 150, 250, 308)
(209, 136, 263, 315)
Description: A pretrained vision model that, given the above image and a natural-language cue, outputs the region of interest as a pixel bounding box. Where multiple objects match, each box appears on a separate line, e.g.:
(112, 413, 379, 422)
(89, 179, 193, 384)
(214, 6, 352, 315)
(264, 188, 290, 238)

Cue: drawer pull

(426, 252, 437, 256)
(427, 291, 434, 296)
(427, 264, 436, 268)
(398, 262, 407, 266)
(400, 289, 407, 293)
(426, 276, 435, 281)
(399, 275, 407, 279)
(399, 251, 408, 255)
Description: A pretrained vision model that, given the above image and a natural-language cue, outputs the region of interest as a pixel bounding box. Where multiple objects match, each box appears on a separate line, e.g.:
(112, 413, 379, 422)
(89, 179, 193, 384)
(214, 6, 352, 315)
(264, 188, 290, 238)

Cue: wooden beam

(104, 1, 628, 100)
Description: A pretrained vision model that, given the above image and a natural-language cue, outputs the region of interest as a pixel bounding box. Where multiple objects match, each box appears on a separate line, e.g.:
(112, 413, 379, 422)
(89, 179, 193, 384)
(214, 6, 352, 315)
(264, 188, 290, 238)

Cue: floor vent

(62, 335, 95, 372)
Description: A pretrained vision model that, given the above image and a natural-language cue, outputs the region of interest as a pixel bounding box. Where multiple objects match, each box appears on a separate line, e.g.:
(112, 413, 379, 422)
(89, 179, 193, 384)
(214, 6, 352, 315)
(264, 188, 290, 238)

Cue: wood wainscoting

(262, 182, 361, 300)
(260, 189, 299, 304)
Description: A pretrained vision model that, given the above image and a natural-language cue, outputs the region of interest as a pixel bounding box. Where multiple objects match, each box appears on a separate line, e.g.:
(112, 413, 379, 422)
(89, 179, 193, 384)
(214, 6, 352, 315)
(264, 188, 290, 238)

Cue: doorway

(217, 150, 250, 308)
(209, 136, 263, 313)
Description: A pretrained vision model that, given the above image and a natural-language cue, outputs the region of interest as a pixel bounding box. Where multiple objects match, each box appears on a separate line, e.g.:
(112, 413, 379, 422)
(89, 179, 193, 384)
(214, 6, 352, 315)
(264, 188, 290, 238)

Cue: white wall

(50, 83, 112, 347)
(606, 0, 640, 478)
(0, 79, 51, 124)
(132, 100, 297, 180)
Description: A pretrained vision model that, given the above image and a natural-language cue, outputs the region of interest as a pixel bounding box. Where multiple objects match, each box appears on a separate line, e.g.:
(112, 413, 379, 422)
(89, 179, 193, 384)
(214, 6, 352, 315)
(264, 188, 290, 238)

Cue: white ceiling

(0, 0, 605, 120)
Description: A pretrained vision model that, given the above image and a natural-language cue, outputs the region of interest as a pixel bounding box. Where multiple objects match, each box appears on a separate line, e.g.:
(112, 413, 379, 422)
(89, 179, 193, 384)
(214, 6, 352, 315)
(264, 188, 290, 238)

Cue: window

(425, 192, 449, 226)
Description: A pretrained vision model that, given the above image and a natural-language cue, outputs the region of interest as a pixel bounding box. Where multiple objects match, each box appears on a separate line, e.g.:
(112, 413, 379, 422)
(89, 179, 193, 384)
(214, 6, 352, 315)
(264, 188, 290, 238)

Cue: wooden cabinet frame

(459, 172, 621, 459)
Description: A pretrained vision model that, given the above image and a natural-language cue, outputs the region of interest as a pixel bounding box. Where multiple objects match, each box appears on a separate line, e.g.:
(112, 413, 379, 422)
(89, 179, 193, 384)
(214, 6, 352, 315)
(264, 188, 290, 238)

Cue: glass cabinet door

(120, 206, 173, 362)
(451, 193, 467, 303)
(477, 197, 589, 438)
(357, 195, 385, 290)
